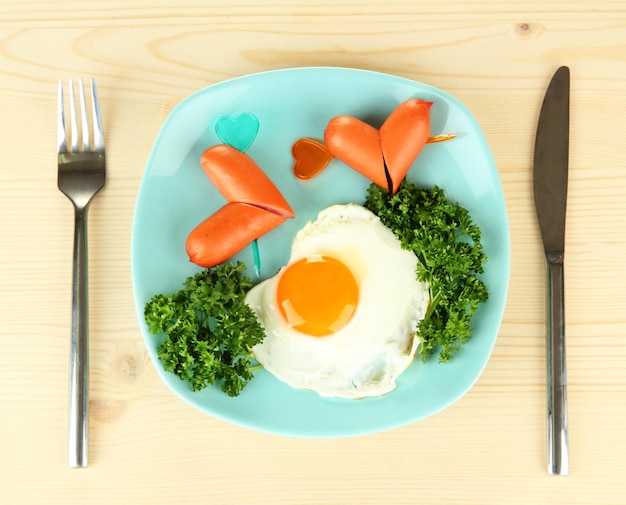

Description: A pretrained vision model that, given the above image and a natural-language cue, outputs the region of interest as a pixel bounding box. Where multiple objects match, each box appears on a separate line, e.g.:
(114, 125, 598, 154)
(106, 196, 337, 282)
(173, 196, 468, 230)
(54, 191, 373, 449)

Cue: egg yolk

(276, 256, 358, 337)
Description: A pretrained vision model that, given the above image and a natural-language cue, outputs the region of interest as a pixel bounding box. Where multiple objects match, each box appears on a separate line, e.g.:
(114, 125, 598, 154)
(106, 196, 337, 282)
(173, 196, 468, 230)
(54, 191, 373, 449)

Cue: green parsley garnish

(364, 180, 488, 363)
(144, 261, 265, 397)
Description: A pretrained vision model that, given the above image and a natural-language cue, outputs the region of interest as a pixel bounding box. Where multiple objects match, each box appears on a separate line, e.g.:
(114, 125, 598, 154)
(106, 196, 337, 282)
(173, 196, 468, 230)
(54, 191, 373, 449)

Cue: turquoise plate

(131, 67, 510, 438)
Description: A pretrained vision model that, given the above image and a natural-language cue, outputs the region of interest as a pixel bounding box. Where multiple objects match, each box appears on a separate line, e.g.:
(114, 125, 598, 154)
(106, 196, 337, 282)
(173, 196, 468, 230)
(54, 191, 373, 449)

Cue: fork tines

(57, 78, 105, 155)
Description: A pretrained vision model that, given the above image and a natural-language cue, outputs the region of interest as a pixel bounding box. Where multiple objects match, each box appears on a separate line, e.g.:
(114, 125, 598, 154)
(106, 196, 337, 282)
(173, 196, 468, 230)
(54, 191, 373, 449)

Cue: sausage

(186, 201, 286, 268)
(323, 115, 387, 189)
(323, 99, 432, 193)
(379, 99, 432, 193)
(200, 144, 294, 218)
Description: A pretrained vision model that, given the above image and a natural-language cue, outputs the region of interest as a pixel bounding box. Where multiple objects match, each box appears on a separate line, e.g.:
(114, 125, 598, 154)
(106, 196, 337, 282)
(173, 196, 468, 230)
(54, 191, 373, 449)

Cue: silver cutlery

(57, 78, 106, 468)
(533, 66, 570, 475)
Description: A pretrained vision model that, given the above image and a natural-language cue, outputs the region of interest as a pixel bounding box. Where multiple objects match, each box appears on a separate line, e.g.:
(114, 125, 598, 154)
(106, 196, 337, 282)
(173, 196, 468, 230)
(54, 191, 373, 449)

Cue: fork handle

(68, 207, 89, 468)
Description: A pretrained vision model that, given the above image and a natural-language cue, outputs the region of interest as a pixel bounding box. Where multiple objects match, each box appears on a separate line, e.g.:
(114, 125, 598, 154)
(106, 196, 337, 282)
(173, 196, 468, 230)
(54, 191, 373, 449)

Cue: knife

(533, 65, 570, 476)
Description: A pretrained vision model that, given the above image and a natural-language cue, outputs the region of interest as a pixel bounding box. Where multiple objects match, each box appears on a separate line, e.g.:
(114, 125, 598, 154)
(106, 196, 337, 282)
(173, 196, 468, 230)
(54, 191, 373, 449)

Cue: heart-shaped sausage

(324, 99, 432, 193)
(188, 145, 294, 268)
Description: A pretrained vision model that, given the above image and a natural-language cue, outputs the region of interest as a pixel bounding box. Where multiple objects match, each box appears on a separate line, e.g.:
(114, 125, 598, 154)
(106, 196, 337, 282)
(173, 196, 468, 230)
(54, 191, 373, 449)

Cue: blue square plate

(131, 67, 510, 437)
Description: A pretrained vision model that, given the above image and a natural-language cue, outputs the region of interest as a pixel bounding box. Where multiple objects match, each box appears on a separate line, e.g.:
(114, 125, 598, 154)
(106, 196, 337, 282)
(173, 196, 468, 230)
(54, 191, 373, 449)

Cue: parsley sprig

(144, 261, 265, 397)
(364, 180, 488, 363)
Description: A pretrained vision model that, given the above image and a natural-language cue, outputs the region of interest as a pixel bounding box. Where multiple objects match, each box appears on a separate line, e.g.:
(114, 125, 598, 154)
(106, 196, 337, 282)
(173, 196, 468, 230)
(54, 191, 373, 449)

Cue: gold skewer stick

(426, 134, 457, 144)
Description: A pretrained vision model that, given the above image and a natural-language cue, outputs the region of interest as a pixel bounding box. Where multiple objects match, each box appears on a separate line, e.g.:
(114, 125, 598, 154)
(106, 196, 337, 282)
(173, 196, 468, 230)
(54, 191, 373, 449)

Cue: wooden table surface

(2, 1, 625, 503)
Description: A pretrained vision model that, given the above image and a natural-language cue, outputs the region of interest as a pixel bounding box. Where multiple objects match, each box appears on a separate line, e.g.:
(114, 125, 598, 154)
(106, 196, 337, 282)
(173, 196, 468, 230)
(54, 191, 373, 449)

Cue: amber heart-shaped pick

(292, 138, 334, 180)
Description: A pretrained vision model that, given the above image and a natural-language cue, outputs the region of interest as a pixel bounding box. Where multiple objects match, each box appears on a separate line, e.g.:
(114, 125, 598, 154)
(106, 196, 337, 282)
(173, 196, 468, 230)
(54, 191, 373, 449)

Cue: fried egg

(244, 204, 430, 399)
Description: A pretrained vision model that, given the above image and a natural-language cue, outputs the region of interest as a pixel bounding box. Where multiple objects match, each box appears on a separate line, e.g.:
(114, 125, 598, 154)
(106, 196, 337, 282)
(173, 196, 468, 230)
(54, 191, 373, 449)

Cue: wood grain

(2, 1, 626, 503)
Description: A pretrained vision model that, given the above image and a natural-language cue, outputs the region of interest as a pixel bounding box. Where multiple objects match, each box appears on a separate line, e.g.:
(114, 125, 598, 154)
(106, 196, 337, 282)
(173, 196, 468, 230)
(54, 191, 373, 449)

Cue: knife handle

(546, 255, 569, 475)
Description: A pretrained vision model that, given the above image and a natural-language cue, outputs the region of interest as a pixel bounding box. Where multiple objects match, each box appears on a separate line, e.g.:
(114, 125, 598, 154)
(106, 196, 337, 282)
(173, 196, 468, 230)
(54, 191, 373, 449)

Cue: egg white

(245, 204, 430, 399)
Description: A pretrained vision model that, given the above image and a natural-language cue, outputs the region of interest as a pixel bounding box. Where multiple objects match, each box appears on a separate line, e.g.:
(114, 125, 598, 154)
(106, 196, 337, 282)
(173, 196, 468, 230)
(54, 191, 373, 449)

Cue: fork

(57, 78, 106, 468)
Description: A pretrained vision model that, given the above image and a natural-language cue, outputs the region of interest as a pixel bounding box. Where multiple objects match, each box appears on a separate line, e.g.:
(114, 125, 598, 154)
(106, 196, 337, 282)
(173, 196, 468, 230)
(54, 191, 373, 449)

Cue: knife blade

(533, 65, 570, 476)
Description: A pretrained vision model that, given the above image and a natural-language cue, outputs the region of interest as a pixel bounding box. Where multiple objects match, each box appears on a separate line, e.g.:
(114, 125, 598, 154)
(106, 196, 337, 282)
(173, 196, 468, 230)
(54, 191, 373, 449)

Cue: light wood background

(1, 1, 625, 503)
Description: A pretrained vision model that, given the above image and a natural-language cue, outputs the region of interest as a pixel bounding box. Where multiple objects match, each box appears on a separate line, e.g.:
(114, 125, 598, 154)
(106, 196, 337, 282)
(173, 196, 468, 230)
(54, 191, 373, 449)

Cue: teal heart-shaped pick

(215, 113, 260, 152)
